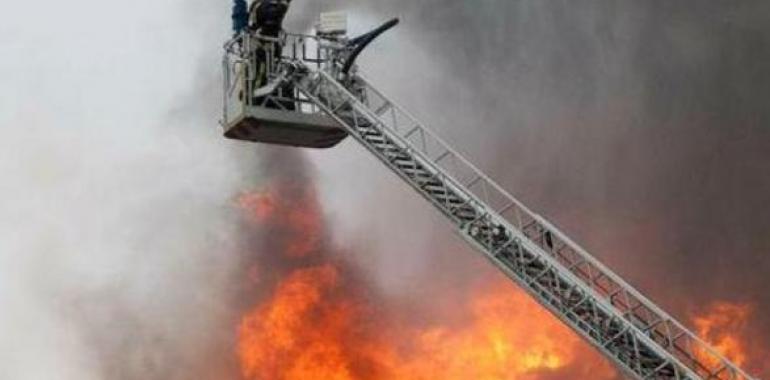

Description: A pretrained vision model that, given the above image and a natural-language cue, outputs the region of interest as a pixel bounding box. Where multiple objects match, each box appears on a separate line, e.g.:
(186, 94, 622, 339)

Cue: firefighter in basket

(233, 0, 295, 110)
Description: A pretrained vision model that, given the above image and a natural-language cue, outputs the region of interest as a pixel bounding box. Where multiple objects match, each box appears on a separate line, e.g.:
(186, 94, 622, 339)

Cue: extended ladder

(282, 64, 758, 380)
(221, 26, 759, 379)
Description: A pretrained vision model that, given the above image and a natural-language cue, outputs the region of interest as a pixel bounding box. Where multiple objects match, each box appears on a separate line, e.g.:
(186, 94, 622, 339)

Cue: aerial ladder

(221, 10, 761, 380)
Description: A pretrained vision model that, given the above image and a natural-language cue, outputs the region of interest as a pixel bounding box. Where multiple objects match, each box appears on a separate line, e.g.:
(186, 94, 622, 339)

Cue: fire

(237, 185, 322, 258)
(237, 264, 356, 380)
(238, 190, 277, 223)
(692, 302, 753, 373)
(234, 184, 768, 380)
(236, 263, 616, 380)
(234, 185, 617, 380)
(374, 283, 614, 380)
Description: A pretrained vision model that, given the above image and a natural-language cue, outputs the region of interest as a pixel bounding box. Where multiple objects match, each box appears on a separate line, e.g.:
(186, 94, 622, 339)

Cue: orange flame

(237, 186, 322, 258)
(238, 191, 278, 223)
(237, 264, 356, 380)
(235, 186, 618, 380)
(235, 185, 764, 379)
(691, 301, 754, 375)
(372, 283, 617, 380)
(236, 262, 617, 380)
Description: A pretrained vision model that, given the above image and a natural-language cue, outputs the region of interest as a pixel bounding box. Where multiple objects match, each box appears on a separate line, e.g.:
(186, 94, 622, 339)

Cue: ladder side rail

(302, 77, 486, 226)
(460, 218, 692, 379)
(465, 231, 681, 380)
(532, 218, 749, 379)
(351, 73, 756, 380)
(295, 68, 706, 380)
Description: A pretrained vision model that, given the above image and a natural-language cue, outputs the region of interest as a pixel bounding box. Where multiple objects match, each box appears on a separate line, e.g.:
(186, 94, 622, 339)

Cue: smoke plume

(0, 0, 767, 379)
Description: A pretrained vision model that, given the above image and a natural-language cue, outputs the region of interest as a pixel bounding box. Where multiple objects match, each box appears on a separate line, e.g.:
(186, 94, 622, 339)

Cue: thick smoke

(1, 0, 767, 379)
(302, 0, 770, 376)
(0, 0, 249, 378)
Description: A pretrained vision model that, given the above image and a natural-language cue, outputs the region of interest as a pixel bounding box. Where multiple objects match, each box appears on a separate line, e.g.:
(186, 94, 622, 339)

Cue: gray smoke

(301, 0, 770, 376)
(1, 0, 767, 379)
(0, 0, 250, 378)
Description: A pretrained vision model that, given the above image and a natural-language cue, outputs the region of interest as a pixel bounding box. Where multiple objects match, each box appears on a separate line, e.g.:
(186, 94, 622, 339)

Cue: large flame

(235, 184, 764, 379)
(238, 264, 357, 380)
(236, 261, 616, 380)
(235, 185, 618, 379)
(374, 282, 616, 379)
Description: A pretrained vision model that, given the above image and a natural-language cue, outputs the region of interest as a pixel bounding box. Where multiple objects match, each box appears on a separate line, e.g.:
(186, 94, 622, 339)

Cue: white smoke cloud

(0, 0, 252, 378)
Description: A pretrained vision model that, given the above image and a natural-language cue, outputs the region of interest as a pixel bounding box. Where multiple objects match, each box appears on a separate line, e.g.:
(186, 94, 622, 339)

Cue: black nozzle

(342, 18, 400, 75)
(348, 18, 400, 46)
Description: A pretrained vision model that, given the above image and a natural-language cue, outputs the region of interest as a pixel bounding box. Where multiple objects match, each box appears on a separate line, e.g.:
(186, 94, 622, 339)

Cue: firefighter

(247, 0, 294, 109)
(248, 0, 292, 37)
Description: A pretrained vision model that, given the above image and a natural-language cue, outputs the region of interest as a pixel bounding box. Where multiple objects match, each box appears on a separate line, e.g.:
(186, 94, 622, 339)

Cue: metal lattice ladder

(279, 64, 760, 380)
